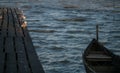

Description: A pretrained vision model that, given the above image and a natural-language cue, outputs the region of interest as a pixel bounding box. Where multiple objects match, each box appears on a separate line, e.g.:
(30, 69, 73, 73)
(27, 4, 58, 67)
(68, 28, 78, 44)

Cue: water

(0, 0, 120, 73)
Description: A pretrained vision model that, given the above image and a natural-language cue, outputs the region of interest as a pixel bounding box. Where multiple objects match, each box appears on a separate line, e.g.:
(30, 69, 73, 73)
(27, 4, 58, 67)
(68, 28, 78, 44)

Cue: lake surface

(0, 0, 120, 73)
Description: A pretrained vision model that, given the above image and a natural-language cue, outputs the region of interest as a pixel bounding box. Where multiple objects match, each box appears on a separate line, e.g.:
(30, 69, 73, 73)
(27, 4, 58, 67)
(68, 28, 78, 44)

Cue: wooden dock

(0, 8, 45, 73)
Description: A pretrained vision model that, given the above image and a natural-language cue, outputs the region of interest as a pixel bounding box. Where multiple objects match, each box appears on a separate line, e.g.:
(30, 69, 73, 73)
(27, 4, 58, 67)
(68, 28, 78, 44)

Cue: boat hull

(83, 39, 120, 73)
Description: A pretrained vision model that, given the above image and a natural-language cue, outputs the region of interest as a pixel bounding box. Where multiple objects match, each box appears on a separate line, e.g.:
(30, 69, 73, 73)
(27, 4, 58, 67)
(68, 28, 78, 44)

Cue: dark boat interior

(83, 39, 120, 73)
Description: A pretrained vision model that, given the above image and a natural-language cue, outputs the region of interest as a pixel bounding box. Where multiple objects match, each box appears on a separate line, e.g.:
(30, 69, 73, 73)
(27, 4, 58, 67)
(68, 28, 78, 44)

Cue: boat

(83, 39, 120, 73)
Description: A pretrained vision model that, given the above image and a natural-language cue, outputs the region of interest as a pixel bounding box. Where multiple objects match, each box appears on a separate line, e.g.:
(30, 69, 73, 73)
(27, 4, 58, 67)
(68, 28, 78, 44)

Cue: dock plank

(24, 37, 45, 73)
(1, 8, 8, 37)
(0, 8, 45, 73)
(7, 8, 15, 37)
(5, 37, 17, 73)
(0, 52, 5, 73)
(0, 37, 4, 52)
(0, 8, 3, 35)
(15, 37, 31, 73)
(15, 8, 29, 37)
(0, 8, 3, 26)
(11, 8, 24, 37)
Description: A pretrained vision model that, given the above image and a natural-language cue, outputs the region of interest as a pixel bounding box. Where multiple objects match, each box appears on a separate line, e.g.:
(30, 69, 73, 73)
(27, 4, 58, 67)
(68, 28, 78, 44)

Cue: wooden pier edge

(0, 7, 45, 73)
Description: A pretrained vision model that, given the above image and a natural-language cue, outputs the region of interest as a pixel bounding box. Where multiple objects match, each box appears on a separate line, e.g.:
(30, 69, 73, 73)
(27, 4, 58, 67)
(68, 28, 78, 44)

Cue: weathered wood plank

(86, 54, 112, 61)
(11, 8, 24, 37)
(15, 8, 29, 37)
(15, 37, 31, 73)
(1, 8, 8, 37)
(5, 37, 17, 73)
(0, 8, 3, 36)
(0, 37, 4, 52)
(15, 8, 45, 73)
(8, 8, 15, 37)
(24, 37, 45, 73)
(0, 9, 5, 73)
(0, 8, 2, 15)
(86, 54, 112, 59)
(0, 8, 45, 73)
(0, 8, 3, 26)
(0, 52, 5, 73)
(5, 37, 14, 53)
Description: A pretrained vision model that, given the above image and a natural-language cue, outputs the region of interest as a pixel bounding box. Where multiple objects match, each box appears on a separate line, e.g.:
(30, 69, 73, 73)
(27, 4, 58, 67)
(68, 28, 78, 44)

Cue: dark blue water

(21, 4, 120, 73)
(1, 0, 119, 73)
(22, 5, 119, 73)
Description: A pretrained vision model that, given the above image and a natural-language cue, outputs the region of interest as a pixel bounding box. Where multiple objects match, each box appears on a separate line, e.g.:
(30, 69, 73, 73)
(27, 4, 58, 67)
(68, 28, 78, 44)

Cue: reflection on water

(0, 0, 120, 73)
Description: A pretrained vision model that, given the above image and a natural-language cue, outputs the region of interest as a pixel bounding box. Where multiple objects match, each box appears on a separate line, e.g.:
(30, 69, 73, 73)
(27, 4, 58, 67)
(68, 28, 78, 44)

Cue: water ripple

(18, 2, 120, 73)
